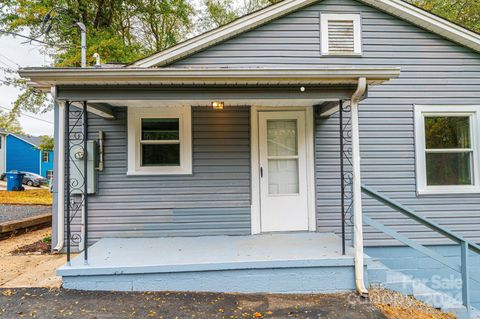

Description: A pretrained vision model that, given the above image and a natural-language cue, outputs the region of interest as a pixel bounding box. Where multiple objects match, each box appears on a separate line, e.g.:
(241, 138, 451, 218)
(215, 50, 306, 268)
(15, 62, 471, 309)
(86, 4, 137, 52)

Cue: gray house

(20, 0, 480, 317)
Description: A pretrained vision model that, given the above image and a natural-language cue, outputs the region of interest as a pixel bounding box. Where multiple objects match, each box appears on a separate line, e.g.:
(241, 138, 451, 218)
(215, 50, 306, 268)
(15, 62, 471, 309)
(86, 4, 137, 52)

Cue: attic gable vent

(321, 14, 362, 56)
(328, 20, 355, 53)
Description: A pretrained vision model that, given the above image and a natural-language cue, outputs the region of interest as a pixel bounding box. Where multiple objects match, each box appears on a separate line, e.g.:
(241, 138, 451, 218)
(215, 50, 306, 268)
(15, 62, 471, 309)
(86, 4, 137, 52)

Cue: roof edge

(9, 133, 41, 148)
(130, 0, 318, 68)
(130, 0, 480, 68)
(19, 67, 401, 90)
(362, 0, 480, 51)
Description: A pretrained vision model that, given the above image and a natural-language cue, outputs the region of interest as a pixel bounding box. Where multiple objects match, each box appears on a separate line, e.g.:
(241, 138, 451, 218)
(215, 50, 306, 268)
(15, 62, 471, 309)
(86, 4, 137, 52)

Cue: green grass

(0, 189, 52, 205)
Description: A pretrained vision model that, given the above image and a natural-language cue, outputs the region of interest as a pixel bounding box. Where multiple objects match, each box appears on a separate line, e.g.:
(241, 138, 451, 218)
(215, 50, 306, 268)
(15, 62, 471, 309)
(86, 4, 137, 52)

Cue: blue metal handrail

(361, 184, 480, 318)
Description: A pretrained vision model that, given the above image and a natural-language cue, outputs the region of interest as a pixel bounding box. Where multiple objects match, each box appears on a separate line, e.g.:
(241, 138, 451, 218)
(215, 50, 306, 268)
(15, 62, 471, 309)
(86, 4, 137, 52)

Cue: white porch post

(351, 77, 368, 296)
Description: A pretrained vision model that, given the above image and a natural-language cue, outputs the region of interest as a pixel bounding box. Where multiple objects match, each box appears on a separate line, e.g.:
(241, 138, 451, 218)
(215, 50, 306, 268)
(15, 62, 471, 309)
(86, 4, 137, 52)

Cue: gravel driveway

(0, 205, 51, 223)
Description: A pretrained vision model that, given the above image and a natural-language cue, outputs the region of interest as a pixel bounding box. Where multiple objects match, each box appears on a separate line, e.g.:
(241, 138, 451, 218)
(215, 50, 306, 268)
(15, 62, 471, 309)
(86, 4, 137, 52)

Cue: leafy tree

(0, 110, 23, 134)
(0, 0, 195, 113)
(408, 0, 480, 33)
(38, 135, 54, 151)
(201, 0, 280, 29)
(203, 0, 238, 28)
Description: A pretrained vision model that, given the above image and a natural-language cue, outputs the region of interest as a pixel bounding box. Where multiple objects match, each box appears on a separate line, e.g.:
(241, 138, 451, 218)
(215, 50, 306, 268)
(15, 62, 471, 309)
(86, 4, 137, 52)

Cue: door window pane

(267, 120, 298, 156)
(426, 152, 472, 185)
(142, 144, 180, 166)
(425, 116, 470, 149)
(268, 159, 299, 194)
(142, 118, 179, 140)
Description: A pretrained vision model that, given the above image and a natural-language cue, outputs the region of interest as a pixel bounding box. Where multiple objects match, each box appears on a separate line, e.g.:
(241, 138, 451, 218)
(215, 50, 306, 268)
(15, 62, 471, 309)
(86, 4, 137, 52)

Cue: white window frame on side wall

(127, 106, 192, 175)
(414, 105, 480, 195)
(320, 13, 362, 56)
(42, 151, 49, 163)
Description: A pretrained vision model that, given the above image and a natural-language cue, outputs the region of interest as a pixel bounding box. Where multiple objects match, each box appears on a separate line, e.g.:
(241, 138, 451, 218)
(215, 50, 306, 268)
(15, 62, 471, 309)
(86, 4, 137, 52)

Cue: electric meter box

(70, 140, 97, 195)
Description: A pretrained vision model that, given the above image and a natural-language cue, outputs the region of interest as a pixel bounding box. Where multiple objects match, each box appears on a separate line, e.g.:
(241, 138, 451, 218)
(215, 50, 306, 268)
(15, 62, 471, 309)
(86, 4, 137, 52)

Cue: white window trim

(42, 151, 49, 163)
(321, 13, 362, 56)
(414, 105, 480, 195)
(127, 106, 192, 175)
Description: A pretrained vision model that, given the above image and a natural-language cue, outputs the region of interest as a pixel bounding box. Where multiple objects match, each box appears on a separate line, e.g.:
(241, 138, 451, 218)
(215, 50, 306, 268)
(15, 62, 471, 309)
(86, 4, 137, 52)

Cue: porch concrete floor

(58, 232, 354, 277)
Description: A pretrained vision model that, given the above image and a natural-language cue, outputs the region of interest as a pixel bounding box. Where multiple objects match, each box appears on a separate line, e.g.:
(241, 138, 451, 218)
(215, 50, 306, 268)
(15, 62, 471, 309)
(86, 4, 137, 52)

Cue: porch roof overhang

(19, 67, 401, 92)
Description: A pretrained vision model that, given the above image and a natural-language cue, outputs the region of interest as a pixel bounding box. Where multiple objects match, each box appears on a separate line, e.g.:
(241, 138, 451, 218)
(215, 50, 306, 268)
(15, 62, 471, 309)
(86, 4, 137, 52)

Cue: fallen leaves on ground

(370, 288, 457, 319)
(2, 289, 15, 296)
(0, 190, 52, 205)
(10, 239, 51, 255)
(376, 305, 456, 319)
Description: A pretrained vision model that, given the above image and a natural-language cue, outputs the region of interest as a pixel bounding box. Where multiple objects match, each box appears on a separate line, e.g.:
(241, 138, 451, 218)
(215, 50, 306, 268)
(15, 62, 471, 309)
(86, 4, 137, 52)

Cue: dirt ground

(0, 289, 388, 319)
(0, 228, 65, 289)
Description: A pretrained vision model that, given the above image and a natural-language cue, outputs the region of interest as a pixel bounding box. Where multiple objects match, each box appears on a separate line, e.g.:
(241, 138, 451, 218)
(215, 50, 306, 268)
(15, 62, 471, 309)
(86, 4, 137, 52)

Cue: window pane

(141, 144, 180, 166)
(426, 152, 472, 185)
(268, 159, 299, 194)
(267, 120, 298, 156)
(425, 116, 470, 149)
(142, 118, 179, 140)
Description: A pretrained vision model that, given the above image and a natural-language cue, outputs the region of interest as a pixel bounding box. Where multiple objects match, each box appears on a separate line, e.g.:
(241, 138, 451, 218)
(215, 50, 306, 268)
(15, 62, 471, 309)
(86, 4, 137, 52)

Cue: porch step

(367, 260, 480, 319)
(59, 233, 357, 293)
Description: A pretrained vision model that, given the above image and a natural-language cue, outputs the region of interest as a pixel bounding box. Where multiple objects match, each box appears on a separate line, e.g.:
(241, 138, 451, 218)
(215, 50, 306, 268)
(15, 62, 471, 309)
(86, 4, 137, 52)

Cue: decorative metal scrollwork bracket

(340, 100, 354, 255)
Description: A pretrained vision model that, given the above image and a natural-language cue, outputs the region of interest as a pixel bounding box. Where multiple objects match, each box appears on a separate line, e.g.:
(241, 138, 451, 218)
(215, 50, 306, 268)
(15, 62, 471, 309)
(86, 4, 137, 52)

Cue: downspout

(76, 22, 87, 68)
(53, 98, 65, 252)
(351, 77, 368, 297)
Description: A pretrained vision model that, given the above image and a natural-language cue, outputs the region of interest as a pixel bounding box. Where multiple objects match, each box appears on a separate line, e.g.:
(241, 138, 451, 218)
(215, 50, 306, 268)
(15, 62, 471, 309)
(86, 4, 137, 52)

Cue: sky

(0, 35, 54, 137)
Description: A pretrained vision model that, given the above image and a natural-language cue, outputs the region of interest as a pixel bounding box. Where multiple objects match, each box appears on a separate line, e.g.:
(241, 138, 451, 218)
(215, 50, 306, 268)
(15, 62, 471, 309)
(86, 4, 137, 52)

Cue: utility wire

(0, 29, 71, 48)
(0, 29, 52, 46)
(0, 59, 14, 70)
(0, 105, 54, 125)
(0, 53, 19, 68)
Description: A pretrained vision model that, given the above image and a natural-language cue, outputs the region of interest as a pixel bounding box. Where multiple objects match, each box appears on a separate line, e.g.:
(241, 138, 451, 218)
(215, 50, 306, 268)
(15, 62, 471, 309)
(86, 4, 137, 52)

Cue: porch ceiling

(19, 67, 400, 92)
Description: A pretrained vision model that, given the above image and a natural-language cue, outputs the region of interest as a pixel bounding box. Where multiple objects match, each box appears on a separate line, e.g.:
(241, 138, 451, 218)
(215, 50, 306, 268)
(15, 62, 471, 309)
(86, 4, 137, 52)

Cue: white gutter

(19, 67, 401, 90)
(351, 77, 368, 297)
(53, 100, 65, 252)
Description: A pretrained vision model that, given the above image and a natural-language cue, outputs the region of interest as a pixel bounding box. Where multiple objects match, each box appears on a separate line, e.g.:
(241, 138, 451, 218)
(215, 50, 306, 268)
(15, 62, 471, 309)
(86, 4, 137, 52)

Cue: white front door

(258, 111, 309, 232)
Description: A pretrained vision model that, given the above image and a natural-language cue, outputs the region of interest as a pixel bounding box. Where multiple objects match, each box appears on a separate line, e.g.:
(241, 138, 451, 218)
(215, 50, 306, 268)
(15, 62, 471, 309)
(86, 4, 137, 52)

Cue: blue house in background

(5, 133, 54, 179)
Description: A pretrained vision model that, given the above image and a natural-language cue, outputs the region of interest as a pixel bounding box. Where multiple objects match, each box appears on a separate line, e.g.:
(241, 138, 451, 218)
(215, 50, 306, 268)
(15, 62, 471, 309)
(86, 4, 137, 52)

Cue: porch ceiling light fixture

(212, 101, 224, 110)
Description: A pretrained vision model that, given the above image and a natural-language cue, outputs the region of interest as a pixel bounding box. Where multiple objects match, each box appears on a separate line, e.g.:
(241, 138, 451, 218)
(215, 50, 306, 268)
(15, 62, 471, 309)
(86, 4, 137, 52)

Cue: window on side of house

(321, 14, 362, 56)
(42, 151, 49, 163)
(415, 105, 480, 194)
(127, 106, 192, 175)
(46, 170, 54, 180)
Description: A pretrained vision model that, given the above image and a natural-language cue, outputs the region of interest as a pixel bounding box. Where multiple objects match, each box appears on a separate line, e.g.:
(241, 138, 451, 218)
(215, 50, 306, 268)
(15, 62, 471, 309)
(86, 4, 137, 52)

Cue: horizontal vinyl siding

(173, 0, 480, 246)
(73, 106, 251, 245)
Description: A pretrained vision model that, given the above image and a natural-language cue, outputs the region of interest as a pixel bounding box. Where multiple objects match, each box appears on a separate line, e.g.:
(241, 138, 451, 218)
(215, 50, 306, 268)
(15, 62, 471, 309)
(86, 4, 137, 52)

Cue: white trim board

(131, 0, 480, 67)
(20, 67, 401, 91)
(250, 106, 316, 234)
